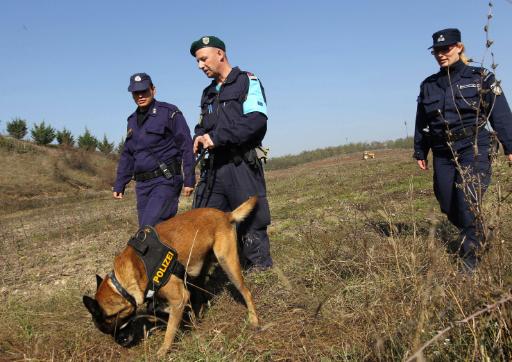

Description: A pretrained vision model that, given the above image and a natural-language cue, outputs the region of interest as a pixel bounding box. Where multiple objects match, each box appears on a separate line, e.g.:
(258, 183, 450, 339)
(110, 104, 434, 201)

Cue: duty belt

(204, 147, 251, 169)
(134, 159, 181, 182)
(433, 123, 487, 143)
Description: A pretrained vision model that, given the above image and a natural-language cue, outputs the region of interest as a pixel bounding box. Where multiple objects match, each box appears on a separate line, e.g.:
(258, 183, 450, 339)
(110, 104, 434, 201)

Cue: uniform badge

(437, 34, 445, 42)
(134, 75, 142, 82)
(491, 81, 503, 96)
(127, 128, 133, 137)
(202, 37, 210, 45)
(459, 83, 478, 90)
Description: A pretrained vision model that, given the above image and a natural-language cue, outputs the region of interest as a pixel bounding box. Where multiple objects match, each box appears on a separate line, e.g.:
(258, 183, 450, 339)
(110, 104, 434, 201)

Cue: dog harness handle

(127, 225, 187, 301)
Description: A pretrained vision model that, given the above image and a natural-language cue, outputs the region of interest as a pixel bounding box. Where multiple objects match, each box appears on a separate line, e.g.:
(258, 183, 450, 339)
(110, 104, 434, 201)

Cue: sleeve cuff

(208, 131, 220, 147)
(184, 175, 196, 188)
(413, 150, 426, 160)
(113, 184, 126, 194)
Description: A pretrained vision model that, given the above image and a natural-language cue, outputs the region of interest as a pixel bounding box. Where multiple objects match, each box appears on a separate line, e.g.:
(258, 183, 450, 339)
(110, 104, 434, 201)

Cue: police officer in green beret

(190, 35, 273, 270)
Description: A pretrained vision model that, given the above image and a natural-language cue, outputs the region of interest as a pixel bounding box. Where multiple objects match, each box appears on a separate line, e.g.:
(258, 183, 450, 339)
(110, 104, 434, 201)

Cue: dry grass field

(2, 138, 512, 361)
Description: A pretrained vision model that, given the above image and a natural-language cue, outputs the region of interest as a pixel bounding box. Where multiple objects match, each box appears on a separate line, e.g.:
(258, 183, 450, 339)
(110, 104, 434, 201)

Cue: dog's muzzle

(114, 314, 168, 348)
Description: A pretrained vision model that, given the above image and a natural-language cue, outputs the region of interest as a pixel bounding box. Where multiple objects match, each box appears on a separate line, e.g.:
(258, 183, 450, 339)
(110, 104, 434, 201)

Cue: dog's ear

(95, 274, 103, 289)
(83, 295, 103, 320)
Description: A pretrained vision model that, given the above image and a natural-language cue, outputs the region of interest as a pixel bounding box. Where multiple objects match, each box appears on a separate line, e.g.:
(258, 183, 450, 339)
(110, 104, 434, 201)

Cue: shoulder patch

(483, 70, 493, 83)
(243, 75, 267, 116)
(170, 110, 182, 119)
(246, 72, 258, 81)
(491, 81, 503, 96)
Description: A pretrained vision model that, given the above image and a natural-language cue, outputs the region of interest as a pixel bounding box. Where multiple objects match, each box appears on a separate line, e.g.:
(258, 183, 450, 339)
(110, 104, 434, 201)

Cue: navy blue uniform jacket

(114, 100, 195, 192)
(194, 67, 267, 151)
(414, 63, 512, 160)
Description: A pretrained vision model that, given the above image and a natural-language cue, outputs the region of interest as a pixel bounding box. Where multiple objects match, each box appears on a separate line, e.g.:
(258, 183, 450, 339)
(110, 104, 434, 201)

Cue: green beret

(190, 36, 226, 56)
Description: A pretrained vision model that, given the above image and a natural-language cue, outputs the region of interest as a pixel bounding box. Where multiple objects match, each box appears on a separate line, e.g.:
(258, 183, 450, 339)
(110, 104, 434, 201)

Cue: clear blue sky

(1, 0, 511, 156)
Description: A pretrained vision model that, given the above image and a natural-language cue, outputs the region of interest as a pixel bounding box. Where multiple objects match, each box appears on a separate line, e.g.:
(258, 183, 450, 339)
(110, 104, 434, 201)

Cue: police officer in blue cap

(414, 28, 512, 271)
(113, 73, 195, 227)
(190, 36, 273, 270)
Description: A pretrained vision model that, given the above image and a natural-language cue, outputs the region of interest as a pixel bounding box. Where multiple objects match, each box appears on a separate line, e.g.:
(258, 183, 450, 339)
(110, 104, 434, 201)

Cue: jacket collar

(205, 67, 241, 96)
(439, 61, 468, 85)
(223, 66, 241, 85)
(129, 99, 158, 120)
(460, 65, 477, 79)
(144, 99, 158, 117)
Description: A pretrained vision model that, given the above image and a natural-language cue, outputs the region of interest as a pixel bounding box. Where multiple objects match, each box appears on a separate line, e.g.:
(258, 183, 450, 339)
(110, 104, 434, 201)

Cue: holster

(243, 148, 260, 170)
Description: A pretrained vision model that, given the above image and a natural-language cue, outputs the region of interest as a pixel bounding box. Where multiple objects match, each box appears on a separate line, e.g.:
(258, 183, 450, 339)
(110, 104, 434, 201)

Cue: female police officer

(414, 28, 512, 271)
(113, 73, 195, 227)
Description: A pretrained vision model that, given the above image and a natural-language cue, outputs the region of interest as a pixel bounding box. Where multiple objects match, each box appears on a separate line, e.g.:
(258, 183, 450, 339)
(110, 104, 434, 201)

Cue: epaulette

(156, 101, 179, 112)
(482, 68, 493, 82)
(155, 101, 182, 119)
(467, 66, 492, 80)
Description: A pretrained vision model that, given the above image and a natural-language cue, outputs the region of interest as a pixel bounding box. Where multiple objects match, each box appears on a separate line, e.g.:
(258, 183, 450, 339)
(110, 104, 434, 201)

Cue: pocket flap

(145, 123, 166, 135)
(457, 86, 479, 98)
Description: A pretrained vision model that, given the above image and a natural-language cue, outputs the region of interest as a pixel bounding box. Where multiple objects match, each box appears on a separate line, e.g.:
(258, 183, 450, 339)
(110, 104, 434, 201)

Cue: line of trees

(3, 118, 123, 155)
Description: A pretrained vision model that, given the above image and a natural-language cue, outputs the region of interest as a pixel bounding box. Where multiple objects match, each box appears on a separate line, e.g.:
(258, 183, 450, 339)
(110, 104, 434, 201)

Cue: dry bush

(63, 149, 97, 174)
(0, 135, 40, 154)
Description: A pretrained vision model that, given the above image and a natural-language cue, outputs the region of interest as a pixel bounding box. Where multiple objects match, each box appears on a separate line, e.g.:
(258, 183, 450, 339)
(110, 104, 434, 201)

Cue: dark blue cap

(128, 73, 152, 92)
(429, 28, 461, 49)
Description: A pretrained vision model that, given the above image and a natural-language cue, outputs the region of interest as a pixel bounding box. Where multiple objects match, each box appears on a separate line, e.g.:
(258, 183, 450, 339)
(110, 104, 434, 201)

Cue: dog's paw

(250, 324, 261, 332)
(156, 346, 168, 359)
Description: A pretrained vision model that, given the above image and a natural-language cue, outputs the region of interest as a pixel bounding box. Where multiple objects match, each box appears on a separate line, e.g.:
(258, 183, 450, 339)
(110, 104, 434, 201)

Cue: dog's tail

(228, 196, 258, 224)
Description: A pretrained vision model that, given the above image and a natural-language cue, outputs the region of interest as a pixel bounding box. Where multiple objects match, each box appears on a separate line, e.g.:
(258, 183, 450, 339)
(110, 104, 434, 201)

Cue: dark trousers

(135, 176, 182, 227)
(194, 161, 273, 269)
(433, 146, 491, 256)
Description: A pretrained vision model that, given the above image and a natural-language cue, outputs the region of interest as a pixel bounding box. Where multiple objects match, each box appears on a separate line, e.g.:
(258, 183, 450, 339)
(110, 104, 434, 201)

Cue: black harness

(109, 226, 186, 307)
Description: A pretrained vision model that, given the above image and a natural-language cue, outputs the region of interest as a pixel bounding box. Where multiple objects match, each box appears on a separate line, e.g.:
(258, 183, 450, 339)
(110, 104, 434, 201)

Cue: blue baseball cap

(128, 73, 152, 92)
(429, 28, 461, 49)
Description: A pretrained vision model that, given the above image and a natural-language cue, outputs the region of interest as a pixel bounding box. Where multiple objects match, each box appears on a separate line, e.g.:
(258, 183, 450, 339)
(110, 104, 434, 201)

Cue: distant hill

(0, 136, 117, 215)
(266, 137, 413, 170)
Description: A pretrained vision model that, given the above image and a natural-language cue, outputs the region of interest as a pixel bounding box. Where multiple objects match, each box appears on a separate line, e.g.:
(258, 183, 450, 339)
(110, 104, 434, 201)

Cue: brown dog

(83, 197, 259, 356)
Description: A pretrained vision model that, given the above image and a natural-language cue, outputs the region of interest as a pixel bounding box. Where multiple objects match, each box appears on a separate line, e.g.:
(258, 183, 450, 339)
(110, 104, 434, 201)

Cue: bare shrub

(0, 135, 39, 153)
(64, 149, 96, 175)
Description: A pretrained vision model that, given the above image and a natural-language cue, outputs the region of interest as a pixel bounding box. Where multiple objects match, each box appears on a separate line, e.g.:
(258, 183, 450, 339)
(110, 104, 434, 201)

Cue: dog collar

(108, 271, 137, 308)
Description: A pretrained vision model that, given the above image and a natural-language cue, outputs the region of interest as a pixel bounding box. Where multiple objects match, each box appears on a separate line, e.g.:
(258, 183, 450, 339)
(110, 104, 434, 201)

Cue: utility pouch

(255, 146, 270, 164)
(159, 162, 173, 179)
(243, 149, 259, 169)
